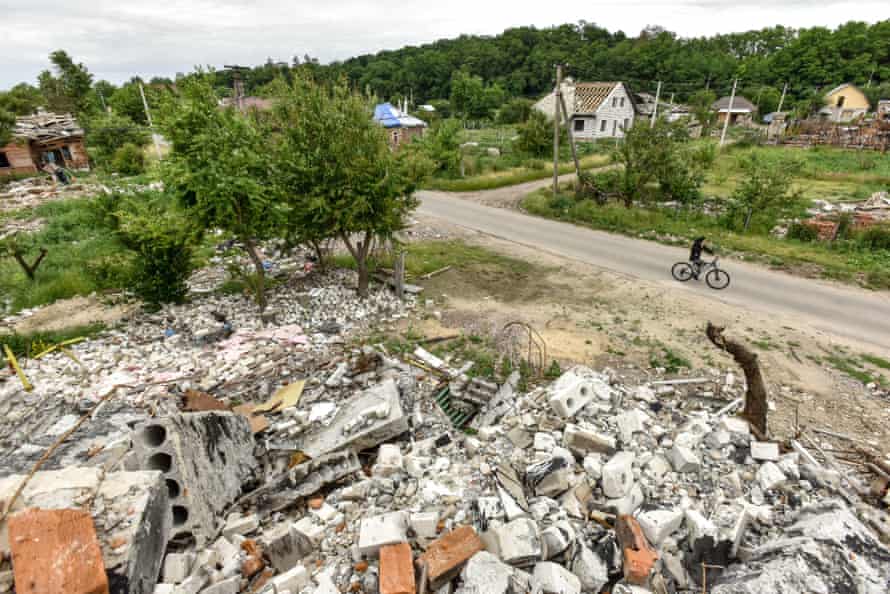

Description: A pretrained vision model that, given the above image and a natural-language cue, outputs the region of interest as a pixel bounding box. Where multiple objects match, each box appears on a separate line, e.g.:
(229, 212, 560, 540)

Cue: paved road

(417, 190, 890, 351)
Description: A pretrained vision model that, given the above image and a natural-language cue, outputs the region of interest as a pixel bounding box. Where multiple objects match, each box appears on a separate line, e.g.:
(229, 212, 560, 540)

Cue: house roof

(711, 96, 756, 113)
(373, 103, 427, 129)
(824, 83, 861, 97)
(14, 112, 84, 144)
(573, 82, 620, 114)
(219, 96, 274, 111)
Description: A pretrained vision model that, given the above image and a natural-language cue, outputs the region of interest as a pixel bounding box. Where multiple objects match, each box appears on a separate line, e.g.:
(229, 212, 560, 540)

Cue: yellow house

(820, 83, 870, 122)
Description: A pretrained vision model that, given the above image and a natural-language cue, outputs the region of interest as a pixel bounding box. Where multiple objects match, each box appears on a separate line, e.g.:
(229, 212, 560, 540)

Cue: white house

(534, 80, 636, 140)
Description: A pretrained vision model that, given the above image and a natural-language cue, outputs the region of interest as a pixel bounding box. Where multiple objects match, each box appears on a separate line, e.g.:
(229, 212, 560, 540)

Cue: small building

(219, 96, 274, 112)
(0, 111, 89, 177)
(819, 83, 869, 122)
(535, 80, 636, 140)
(633, 92, 689, 122)
(876, 100, 890, 122)
(373, 102, 427, 149)
(711, 96, 757, 125)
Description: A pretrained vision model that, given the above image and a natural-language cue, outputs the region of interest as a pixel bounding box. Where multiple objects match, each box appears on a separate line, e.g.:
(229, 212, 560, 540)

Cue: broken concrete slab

(455, 551, 513, 594)
(571, 546, 608, 593)
(637, 509, 684, 546)
(358, 511, 410, 557)
(0, 467, 170, 594)
(131, 412, 257, 546)
(533, 561, 581, 594)
(293, 379, 409, 457)
(261, 522, 313, 572)
(750, 441, 779, 462)
(602, 451, 635, 498)
(563, 424, 616, 456)
(9, 508, 110, 594)
(497, 518, 542, 567)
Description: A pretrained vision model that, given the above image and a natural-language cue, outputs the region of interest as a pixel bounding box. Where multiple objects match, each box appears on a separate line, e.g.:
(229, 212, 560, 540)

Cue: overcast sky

(3, 1, 888, 89)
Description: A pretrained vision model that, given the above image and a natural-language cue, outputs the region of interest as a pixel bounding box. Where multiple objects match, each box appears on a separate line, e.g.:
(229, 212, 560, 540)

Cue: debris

(380, 542, 415, 594)
(616, 515, 658, 586)
(254, 379, 306, 414)
(417, 526, 484, 589)
(2, 344, 33, 392)
(706, 322, 769, 436)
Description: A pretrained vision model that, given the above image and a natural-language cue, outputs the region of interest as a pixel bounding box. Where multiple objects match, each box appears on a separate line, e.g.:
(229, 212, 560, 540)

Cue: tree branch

(706, 321, 769, 436)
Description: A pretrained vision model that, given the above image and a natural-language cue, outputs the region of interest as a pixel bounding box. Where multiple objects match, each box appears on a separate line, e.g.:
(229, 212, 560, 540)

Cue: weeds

(0, 323, 106, 358)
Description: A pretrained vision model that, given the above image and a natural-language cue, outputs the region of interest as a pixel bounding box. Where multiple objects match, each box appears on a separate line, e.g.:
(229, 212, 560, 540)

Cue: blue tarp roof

(373, 103, 426, 129)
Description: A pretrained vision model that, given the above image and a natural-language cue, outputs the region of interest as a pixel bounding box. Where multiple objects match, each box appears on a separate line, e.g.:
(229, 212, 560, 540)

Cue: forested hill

(314, 20, 889, 107)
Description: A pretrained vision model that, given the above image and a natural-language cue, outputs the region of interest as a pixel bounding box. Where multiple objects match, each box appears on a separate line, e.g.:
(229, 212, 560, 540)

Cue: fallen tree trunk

(706, 321, 768, 436)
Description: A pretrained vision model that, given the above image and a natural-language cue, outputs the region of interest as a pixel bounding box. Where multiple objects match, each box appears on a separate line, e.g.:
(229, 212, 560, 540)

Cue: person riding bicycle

(689, 237, 714, 279)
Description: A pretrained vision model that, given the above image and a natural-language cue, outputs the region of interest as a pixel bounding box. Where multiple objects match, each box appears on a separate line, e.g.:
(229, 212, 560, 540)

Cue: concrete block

(756, 461, 786, 491)
(455, 551, 513, 594)
(637, 509, 684, 546)
(582, 453, 603, 480)
(705, 430, 731, 449)
(497, 518, 542, 567)
(264, 565, 309, 594)
(609, 483, 644, 516)
(541, 521, 575, 559)
(293, 516, 326, 545)
(132, 412, 257, 546)
(8, 508, 109, 594)
(615, 410, 646, 443)
(311, 572, 339, 594)
(750, 441, 780, 462)
(645, 455, 672, 482)
(685, 509, 717, 543)
(668, 444, 701, 473)
(358, 511, 410, 557)
(163, 553, 195, 584)
(564, 424, 616, 456)
(295, 380, 409, 457)
(199, 576, 239, 594)
(261, 523, 313, 572)
(380, 543, 415, 594)
(571, 546, 608, 593)
(548, 367, 611, 418)
(373, 444, 404, 477)
(410, 511, 439, 540)
(222, 514, 259, 539)
(154, 586, 175, 594)
(418, 526, 484, 589)
(720, 417, 750, 436)
(172, 573, 206, 594)
(0, 467, 171, 594)
(534, 432, 557, 452)
(532, 561, 581, 594)
(602, 451, 635, 498)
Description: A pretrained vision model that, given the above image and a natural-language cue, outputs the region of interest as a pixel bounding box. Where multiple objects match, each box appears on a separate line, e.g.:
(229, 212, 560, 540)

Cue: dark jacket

(690, 238, 713, 261)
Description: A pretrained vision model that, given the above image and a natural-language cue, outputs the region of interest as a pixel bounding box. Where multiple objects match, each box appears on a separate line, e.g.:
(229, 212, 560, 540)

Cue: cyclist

(689, 237, 714, 279)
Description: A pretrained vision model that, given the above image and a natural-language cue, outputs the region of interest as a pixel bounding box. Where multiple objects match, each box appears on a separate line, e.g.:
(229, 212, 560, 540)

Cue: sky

(3, 0, 889, 88)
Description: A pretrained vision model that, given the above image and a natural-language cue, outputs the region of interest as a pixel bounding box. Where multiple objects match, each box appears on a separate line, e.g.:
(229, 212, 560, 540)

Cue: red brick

(8, 508, 110, 594)
(417, 526, 483, 589)
(616, 515, 658, 585)
(380, 542, 415, 594)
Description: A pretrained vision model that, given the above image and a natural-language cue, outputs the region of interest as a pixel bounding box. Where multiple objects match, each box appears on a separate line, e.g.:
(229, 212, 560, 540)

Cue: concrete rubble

(0, 252, 889, 594)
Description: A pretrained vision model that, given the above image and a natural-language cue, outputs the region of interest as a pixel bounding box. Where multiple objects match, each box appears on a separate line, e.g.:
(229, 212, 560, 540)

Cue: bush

(516, 111, 563, 157)
(85, 111, 150, 164)
(497, 98, 534, 124)
(112, 193, 198, 307)
(858, 225, 890, 250)
(787, 222, 819, 242)
(110, 143, 146, 175)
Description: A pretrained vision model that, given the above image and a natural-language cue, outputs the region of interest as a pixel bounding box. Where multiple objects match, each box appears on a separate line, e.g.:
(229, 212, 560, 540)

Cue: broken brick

(355, 560, 369, 573)
(242, 555, 265, 578)
(9, 508, 110, 594)
(380, 542, 415, 594)
(417, 525, 483, 589)
(616, 515, 658, 585)
(308, 496, 324, 510)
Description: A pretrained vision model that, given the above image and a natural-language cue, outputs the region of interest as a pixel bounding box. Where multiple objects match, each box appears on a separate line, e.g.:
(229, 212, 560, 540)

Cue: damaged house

(535, 80, 636, 140)
(0, 111, 90, 177)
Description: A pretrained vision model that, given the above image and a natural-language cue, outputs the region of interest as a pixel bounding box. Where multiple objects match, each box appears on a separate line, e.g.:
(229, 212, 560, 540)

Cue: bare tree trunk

(13, 248, 47, 281)
(342, 231, 374, 299)
(705, 322, 768, 436)
(243, 238, 267, 313)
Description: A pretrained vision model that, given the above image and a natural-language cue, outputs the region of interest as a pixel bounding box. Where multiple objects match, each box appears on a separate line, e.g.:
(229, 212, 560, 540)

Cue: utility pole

(139, 83, 163, 161)
(558, 92, 581, 185)
(553, 64, 562, 198)
(777, 82, 788, 113)
(867, 67, 876, 88)
(719, 78, 738, 148)
(224, 65, 249, 111)
(705, 75, 711, 92)
(650, 81, 662, 128)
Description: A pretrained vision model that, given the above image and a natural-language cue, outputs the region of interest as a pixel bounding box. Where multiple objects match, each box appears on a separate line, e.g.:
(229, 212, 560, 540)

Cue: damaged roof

(373, 103, 427, 129)
(573, 82, 620, 114)
(14, 112, 84, 144)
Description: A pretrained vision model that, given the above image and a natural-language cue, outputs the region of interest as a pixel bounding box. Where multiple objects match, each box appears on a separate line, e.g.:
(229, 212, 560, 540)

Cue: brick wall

(0, 140, 38, 176)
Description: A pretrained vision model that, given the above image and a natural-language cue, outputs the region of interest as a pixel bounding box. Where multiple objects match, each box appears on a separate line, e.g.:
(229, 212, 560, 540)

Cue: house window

(390, 130, 400, 146)
(600, 119, 607, 132)
(612, 97, 617, 107)
(61, 146, 73, 161)
(0, 152, 10, 168)
(612, 120, 618, 136)
(620, 97, 625, 107)
(837, 96, 845, 108)
(623, 118, 629, 131)
(574, 119, 585, 132)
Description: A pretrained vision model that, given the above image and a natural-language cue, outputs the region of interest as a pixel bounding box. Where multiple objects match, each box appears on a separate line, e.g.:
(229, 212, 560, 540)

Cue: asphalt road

(417, 190, 890, 351)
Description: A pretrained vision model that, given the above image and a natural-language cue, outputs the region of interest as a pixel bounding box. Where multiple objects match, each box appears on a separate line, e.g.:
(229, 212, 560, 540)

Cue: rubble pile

(1, 266, 889, 593)
(0, 177, 100, 215)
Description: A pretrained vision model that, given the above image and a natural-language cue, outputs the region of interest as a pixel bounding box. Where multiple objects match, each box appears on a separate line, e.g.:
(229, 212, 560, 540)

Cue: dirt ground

(403, 214, 890, 454)
(7, 295, 135, 334)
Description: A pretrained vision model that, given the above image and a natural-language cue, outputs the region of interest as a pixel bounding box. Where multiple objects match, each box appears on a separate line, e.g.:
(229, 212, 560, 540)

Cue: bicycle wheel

(706, 268, 731, 290)
(672, 262, 694, 282)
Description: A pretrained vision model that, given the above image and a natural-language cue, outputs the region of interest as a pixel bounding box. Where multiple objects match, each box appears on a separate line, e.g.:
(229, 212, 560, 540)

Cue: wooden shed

(0, 112, 90, 177)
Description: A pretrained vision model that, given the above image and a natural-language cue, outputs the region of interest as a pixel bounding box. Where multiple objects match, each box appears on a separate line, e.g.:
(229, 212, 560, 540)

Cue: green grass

(424, 154, 611, 192)
(523, 188, 890, 289)
(826, 354, 885, 386)
(0, 323, 106, 358)
(862, 353, 890, 370)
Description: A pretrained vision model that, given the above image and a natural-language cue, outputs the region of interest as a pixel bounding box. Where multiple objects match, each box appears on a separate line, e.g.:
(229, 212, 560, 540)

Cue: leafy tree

(160, 76, 281, 311)
(0, 84, 44, 116)
(497, 97, 534, 124)
(450, 70, 486, 121)
(688, 89, 717, 135)
(723, 152, 798, 232)
(515, 110, 556, 158)
(85, 111, 150, 165)
(38, 50, 95, 115)
(271, 76, 420, 297)
(417, 119, 462, 175)
(110, 143, 146, 176)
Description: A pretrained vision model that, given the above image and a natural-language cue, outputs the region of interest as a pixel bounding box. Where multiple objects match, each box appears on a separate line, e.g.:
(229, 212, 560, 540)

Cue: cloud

(3, 0, 887, 87)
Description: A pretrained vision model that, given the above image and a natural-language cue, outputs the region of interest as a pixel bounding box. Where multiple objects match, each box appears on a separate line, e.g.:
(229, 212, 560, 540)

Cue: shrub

(85, 111, 150, 164)
(112, 193, 198, 307)
(110, 143, 146, 175)
(516, 111, 563, 157)
(787, 222, 818, 242)
(497, 98, 534, 124)
(858, 225, 890, 250)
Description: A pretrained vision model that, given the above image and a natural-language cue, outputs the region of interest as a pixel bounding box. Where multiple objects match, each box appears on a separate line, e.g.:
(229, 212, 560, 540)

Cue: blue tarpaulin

(373, 103, 427, 129)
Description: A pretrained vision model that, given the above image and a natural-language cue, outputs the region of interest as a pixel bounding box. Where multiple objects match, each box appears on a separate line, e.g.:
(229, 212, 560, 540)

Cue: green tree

(723, 153, 798, 232)
(85, 111, 150, 165)
(450, 70, 486, 121)
(497, 97, 534, 124)
(271, 76, 420, 297)
(38, 50, 95, 115)
(0, 107, 14, 146)
(0, 84, 44, 116)
(515, 110, 555, 158)
(160, 76, 281, 311)
(417, 118, 462, 175)
(688, 89, 717, 135)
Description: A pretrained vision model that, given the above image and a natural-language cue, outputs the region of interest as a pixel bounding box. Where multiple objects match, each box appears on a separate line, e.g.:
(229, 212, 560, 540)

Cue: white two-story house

(534, 80, 636, 140)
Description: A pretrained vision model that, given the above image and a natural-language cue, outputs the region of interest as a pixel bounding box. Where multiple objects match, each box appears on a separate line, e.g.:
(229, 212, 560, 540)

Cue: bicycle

(672, 257, 731, 290)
